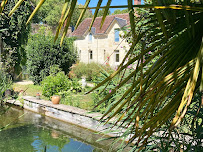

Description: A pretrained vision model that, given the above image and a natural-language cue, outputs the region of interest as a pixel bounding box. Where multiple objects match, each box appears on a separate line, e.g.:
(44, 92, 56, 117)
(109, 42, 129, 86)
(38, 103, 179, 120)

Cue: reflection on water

(0, 106, 111, 152)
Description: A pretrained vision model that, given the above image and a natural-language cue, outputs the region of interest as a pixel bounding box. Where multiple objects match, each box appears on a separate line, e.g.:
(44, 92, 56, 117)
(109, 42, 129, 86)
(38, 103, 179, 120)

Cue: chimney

(134, 0, 141, 5)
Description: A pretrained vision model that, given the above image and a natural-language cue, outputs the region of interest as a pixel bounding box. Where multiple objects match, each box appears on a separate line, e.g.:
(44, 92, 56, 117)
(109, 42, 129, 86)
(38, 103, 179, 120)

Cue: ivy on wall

(0, 0, 31, 78)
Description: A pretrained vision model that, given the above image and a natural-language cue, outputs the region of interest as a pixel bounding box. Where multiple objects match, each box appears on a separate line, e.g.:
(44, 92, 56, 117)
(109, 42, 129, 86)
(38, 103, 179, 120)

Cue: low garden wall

(6, 96, 119, 137)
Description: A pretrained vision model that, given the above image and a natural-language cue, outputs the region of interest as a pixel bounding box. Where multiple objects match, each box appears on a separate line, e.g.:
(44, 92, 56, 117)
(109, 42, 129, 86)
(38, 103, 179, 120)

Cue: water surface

(0, 106, 114, 152)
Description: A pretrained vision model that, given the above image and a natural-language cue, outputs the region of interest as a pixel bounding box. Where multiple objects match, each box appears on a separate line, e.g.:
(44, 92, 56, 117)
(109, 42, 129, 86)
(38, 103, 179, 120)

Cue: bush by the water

(26, 27, 77, 84)
(41, 72, 71, 97)
(41, 71, 82, 97)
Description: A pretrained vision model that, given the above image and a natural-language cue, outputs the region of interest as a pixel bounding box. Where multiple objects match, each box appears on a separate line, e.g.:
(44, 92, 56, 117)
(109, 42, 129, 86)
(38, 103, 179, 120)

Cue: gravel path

(15, 80, 34, 85)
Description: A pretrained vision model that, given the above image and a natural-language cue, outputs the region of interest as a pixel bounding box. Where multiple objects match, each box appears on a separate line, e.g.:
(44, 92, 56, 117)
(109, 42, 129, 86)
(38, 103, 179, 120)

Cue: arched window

(89, 33, 92, 42)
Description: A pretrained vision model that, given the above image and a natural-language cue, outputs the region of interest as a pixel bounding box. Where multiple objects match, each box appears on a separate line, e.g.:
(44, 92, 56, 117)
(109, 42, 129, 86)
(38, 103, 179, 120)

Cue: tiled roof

(72, 13, 130, 36)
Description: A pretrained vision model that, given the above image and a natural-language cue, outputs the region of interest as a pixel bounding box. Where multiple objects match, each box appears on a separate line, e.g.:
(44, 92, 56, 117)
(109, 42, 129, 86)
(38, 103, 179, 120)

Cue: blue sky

(77, 0, 143, 14)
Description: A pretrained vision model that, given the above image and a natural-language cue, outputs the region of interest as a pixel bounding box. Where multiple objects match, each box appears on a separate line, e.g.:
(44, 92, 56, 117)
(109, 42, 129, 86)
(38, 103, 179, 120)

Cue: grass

(60, 93, 94, 110)
(12, 83, 43, 97)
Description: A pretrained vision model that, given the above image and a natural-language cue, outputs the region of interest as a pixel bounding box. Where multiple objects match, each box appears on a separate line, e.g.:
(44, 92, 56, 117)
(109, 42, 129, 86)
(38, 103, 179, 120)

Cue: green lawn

(12, 83, 43, 97)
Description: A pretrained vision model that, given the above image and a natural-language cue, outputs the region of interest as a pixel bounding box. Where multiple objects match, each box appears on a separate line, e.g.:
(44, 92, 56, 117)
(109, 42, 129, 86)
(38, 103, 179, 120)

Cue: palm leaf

(172, 39, 203, 127)
(128, 0, 136, 39)
(100, 0, 112, 28)
(54, 0, 69, 42)
(26, 0, 46, 25)
(88, 0, 103, 31)
(75, 0, 91, 29)
(8, 0, 24, 16)
(0, 0, 8, 13)
(60, 0, 77, 46)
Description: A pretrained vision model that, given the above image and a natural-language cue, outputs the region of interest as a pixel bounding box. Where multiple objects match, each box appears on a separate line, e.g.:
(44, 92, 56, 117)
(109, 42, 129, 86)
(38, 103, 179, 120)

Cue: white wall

(74, 20, 130, 68)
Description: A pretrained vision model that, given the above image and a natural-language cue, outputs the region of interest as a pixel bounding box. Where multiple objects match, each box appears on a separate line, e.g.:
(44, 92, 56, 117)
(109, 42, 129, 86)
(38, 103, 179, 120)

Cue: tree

(32, 0, 92, 26)
(26, 28, 77, 84)
(1, 0, 203, 151)
(97, 8, 111, 17)
(112, 9, 128, 15)
(0, 0, 31, 79)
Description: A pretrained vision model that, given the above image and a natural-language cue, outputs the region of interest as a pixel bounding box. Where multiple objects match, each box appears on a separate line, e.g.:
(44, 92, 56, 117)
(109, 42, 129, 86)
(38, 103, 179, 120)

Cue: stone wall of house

(74, 21, 130, 68)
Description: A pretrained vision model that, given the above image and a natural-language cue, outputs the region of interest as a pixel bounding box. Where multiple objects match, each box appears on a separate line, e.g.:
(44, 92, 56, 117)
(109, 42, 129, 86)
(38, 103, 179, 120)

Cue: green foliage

(112, 9, 128, 15)
(41, 72, 72, 97)
(49, 64, 62, 76)
(140, 92, 203, 152)
(41, 68, 82, 98)
(71, 4, 93, 26)
(97, 8, 111, 17)
(26, 27, 77, 84)
(33, 0, 62, 26)
(32, 0, 92, 26)
(0, 69, 12, 100)
(0, 0, 31, 77)
(58, 90, 94, 110)
(71, 79, 82, 93)
(69, 62, 113, 81)
(92, 67, 132, 113)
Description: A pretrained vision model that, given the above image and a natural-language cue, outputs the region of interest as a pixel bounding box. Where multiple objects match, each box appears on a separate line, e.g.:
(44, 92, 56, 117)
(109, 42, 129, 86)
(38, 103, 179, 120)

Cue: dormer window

(88, 33, 92, 42)
(114, 29, 119, 42)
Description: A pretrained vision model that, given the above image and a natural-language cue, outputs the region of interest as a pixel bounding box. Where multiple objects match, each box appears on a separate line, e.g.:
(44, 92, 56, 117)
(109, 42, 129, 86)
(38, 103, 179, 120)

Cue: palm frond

(92, 2, 202, 148)
(100, 0, 112, 28)
(75, 0, 91, 29)
(0, 0, 8, 13)
(26, 0, 46, 25)
(88, 0, 103, 31)
(128, 0, 136, 39)
(8, 0, 24, 16)
(60, 0, 77, 46)
(54, 0, 69, 42)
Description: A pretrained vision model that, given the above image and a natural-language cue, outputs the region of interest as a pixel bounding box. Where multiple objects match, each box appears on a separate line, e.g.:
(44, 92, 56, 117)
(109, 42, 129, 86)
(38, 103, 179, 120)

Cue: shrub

(69, 62, 113, 81)
(71, 79, 82, 93)
(41, 71, 82, 98)
(26, 27, 77, 84)
(41, 72, 72, 97)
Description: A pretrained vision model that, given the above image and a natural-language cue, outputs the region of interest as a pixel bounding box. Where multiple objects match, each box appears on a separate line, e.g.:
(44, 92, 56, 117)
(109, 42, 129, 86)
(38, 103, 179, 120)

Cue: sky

(77, 0, 143, 14)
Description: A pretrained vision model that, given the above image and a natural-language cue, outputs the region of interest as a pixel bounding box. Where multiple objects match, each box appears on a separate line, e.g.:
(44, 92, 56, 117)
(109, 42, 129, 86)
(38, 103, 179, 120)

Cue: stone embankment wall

(7, 96, 121, 137)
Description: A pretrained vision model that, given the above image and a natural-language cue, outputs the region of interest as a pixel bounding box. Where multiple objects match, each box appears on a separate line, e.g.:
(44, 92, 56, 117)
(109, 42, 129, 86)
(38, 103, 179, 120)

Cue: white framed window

(79, 50, 81, 60)
(89, 50, 93, 60)
(115, 50, 119, 63)
(114, 29, 119, 42)
(104, 50, 106, 60)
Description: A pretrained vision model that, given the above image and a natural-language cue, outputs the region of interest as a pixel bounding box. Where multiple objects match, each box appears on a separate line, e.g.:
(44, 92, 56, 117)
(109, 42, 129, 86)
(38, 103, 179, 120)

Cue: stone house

(72, 0, 141, 67)
(72, 13, 131, 67)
